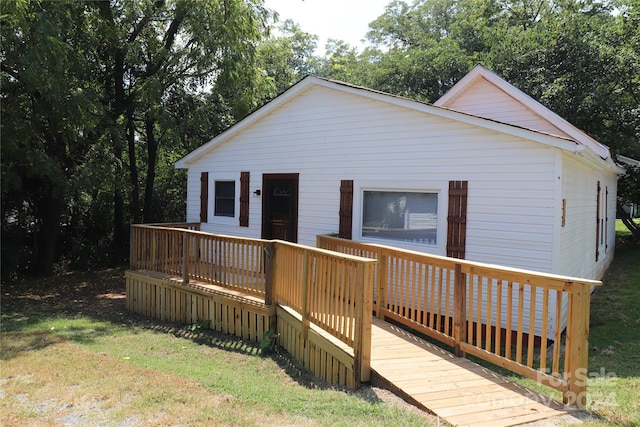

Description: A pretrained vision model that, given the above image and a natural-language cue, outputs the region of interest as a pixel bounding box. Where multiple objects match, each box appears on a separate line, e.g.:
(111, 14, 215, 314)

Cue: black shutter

(447, 181, 468, 259)
(605, 186, 609, 252)
(596, 181, 601, 261)
(240, 172, 250, 227)
(200, 172, 209, 223)
(339, 180, 353, 239)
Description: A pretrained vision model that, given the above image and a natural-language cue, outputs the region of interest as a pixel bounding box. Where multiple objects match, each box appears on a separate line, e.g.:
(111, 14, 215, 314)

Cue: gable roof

(176, 72, 620, 173)
(434, 65, 611, 160)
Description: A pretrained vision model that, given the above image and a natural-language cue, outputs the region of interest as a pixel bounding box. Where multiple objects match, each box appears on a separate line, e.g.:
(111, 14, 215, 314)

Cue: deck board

(370, 317, 574, 427)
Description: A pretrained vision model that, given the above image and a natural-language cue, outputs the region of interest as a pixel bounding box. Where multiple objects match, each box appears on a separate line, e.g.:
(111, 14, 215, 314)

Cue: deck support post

(453, 263, 467, 357)
(564, 285, 590, 409)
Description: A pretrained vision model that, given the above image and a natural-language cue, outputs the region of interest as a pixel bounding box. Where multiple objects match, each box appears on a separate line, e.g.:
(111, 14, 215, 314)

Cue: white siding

(444, 77, 569, 139)
(187, 85, 557, 273)
(559, 153, 617, 280)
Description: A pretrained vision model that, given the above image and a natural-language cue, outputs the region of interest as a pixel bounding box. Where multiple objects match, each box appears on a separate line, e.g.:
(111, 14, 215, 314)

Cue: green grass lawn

(502, 221, 640, 425)
(585, 221, 640, 425)
(1, 270, 435, 426)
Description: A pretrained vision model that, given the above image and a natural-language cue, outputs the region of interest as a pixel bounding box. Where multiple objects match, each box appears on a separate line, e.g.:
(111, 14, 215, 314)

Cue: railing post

(453, 262, 467, 357)
(182, 231, 189, 284)
(354, 261, 374, 387)
(564, 285, 590, 409)
(264, 242, 275, 306)
(376, 249, 387, 319)
(130, 226, 135, 269)
(301, 250, 310, 341)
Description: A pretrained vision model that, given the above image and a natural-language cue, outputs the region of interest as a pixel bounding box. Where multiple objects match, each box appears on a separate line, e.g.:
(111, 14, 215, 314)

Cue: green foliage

(257, 19, 319, 97)
(187, 320, 211, 332)
(619, 165, 640, 209)
(259, 329, 280, 355)
(1, 0, 304, 281)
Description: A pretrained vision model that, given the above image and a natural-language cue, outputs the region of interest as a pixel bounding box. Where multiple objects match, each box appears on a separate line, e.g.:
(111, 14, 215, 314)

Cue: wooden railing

(317, 234, 600, 409)
(131, 224, 268, 297)
(130, 224, 376, 386)
(273, 242, 375, 367)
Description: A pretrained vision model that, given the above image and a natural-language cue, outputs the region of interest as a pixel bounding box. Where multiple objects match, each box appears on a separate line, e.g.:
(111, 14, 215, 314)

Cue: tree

(1, 0, 275, 279)
(92, 0, 273, 261)
(256, 19, 319, 97)
(1, 1, 102, 278)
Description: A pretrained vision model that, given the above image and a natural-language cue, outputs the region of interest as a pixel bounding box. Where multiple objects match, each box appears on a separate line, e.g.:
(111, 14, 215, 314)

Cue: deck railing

(131, 224, 268, 297)
(317, 234, 600, 409)
(130, 224, 375, 386)
(273, 242, 374, 357)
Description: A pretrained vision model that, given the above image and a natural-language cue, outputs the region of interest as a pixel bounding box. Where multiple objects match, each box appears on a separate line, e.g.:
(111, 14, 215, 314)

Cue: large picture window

(214, 181, 235, 217)
(362, 191, 437, 244)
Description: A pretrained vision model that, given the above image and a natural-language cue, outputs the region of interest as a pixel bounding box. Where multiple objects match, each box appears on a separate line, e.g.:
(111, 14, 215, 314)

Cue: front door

(262, 174, 299, 242)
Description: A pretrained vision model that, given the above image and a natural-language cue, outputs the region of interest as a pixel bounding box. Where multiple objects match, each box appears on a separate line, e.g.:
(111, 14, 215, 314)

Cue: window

(362, 191, 438, 244)
(214, 181, 235, 217)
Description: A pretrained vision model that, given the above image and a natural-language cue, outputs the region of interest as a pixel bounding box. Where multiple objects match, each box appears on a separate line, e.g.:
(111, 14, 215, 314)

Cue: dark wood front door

(261, 174, 299, 242)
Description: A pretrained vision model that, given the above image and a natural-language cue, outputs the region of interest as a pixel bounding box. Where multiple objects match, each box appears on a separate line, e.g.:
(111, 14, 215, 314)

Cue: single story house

(175, 65, 624, 282)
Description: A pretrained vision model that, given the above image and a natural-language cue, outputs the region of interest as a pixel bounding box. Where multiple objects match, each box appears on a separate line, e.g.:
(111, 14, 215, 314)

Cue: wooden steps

(370, 317, 575, 427)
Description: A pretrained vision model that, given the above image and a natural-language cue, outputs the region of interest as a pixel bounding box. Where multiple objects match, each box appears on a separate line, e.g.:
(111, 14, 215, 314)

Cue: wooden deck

(370, 318, 576, 427)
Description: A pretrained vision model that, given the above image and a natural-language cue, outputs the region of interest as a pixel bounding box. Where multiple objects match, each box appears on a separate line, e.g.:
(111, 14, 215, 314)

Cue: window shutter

(339, 180, 353, 239)
(596, 181, 601, 261)
(447, 181, 468, 259)
(200, 172, 208, 223)
(605, 186, 609, 252)
(240, 172, 250, 227)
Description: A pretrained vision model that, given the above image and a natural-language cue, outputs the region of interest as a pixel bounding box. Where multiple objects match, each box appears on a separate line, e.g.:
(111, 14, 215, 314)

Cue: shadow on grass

(0, 267, 386, 407)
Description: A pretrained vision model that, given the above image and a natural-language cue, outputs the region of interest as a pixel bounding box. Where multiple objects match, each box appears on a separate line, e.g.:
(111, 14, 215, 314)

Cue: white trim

(552, 150, 563, 274)
(208, 175, 238, 227)
(354, 180, 448, 255)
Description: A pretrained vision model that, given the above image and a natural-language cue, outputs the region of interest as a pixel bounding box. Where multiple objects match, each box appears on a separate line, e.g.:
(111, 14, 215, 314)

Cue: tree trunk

(127, 112, 141, 223)
(113, 143, 127, 264)
(33, 192, 65, 276)
(143, 115, 159, 223)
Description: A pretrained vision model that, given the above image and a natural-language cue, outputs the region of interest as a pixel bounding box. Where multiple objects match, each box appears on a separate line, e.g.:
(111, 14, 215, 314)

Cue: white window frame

(210, 175, 238, 226)
(355, 181, 448, 255)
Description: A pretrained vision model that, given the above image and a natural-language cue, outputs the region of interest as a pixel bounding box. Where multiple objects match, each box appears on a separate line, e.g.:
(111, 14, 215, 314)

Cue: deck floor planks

(370, 317, 574, 427)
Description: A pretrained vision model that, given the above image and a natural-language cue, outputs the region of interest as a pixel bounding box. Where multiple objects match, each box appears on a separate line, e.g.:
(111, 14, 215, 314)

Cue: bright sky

(262, 0, 392, 54)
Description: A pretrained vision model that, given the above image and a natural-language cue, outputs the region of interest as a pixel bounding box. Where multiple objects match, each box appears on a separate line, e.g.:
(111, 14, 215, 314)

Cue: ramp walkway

(370, 318, 576, 427)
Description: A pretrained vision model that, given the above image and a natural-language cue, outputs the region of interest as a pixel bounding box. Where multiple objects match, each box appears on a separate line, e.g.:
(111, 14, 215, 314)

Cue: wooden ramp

(370, 318, 575, 427)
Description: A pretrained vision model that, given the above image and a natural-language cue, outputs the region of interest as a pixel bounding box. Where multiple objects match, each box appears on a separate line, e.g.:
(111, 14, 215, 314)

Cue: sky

(262, 0, 392, 54)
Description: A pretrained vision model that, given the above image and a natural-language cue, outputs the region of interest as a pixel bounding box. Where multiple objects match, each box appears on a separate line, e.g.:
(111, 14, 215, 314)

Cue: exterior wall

(559, 153, 617, 280)
(186, 85, 558, 274)
(443, 77, 568, 138)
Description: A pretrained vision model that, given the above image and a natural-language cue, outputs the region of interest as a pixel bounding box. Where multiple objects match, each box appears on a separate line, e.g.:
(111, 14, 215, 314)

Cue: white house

(175, 65, 623, 282)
